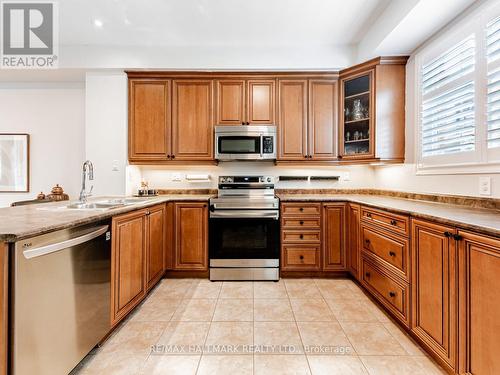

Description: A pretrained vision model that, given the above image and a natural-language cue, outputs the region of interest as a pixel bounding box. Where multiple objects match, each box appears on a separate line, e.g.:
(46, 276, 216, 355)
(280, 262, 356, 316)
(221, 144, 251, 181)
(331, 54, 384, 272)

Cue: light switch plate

(479, 177, 491, 196)
(111, 160, 119, 172)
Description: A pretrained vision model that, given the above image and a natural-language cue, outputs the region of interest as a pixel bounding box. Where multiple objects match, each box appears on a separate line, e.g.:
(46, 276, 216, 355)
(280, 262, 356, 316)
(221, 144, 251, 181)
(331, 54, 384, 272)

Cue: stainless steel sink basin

(65, 202, 124, 210)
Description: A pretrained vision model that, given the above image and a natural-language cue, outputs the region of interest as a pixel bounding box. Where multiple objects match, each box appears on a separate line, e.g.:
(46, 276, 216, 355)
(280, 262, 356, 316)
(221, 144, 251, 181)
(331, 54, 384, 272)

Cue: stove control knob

(267, 177, 272, 183)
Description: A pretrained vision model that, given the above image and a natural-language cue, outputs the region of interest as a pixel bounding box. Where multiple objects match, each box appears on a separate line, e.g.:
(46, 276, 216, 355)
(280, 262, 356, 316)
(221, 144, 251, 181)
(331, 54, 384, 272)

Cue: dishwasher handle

(23, 225, 109, 259)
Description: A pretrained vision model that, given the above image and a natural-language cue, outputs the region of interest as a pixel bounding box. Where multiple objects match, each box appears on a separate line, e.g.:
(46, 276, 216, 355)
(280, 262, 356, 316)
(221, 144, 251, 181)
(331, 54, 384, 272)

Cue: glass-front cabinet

(338, 57, 408, 162)
(340, 71, 374, 158)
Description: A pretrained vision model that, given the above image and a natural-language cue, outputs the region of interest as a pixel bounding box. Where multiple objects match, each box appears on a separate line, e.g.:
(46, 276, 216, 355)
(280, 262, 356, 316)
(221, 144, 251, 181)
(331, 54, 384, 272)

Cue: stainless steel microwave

(215, 125, 277, 161)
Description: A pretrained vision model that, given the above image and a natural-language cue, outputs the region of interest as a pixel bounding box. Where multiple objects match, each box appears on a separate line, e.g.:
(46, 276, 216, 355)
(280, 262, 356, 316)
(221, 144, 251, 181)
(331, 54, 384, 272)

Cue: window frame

(415, 1, 500, 174)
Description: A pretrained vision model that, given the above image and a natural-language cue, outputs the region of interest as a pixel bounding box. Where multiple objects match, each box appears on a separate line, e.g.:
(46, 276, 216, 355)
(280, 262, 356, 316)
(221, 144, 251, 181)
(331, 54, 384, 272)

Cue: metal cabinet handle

(299, 221, 304, 225)
(444, 231, 452, 238)
(389, 291, 396, 298)
(23, 225, 109, 259)
(365, 239, 370, 245)
(390, 220, 397, 226)
(299, 234, 304, 239)
(389, 251, 396, 257)
(453, 234, 463, 241)
(366, 213, 372, 218)
(365, 272, 370, 278)
(299, 207, 304, 212)
(171, 155, 175, 159)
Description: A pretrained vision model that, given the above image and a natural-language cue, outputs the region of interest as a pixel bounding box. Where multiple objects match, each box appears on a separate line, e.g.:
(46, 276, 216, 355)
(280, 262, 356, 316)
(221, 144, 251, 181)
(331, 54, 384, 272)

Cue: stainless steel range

(209, 175, 280, 281)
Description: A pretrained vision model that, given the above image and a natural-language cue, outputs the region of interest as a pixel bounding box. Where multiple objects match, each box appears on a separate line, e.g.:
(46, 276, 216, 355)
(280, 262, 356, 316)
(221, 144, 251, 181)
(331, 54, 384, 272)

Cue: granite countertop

(278, 194, 500, 237)
(0, 195, 213, 242)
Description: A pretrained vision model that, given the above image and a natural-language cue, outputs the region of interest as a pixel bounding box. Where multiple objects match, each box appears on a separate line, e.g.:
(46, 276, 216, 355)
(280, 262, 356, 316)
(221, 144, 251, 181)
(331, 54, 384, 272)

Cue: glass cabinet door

(341, 71, 373, 158)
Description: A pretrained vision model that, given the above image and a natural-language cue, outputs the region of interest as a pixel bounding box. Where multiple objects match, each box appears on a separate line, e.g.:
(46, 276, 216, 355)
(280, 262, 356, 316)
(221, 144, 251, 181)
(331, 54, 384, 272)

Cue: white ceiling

(60, 0, 391, 47)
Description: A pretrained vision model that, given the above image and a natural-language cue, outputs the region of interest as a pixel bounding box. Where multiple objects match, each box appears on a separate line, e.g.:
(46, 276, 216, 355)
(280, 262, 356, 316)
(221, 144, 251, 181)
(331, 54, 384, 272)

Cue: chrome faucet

(79, 160, 94, 203)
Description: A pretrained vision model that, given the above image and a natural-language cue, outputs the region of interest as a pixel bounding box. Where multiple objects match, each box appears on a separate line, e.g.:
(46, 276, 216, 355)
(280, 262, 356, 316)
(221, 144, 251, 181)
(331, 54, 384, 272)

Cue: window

(417, 3, 500, 172)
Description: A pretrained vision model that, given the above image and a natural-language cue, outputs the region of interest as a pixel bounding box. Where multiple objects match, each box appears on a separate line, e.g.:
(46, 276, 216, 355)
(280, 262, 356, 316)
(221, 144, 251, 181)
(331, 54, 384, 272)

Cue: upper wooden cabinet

(339, 57, 407, 162)
(215, 79, 275, 125)
(172, 80, 214, 160)
(278, 79, 337, 161)
(128, 80, 171, 161)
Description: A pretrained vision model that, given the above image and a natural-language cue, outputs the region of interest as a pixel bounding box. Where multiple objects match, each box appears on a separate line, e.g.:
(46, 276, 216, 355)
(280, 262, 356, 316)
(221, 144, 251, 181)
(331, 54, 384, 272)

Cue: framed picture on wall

(0, 134, 30, 192)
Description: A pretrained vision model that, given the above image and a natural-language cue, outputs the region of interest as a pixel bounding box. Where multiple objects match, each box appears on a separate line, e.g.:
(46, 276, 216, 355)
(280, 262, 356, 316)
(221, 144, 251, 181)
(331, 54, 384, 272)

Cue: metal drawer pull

(365, 239, 370, 245)
(389, 251, 396, 257)
(390, 219, 397, 226)
(366, 213, 372, 218)
(299, 255, 304, 260)
(299, 234, 304, 239)
(300, 221, 304, 225)
(365, 272, 370, 278)
(389, 291, 396, 298)
(444, 231, 452, 238)
(299, 207, 304, 212)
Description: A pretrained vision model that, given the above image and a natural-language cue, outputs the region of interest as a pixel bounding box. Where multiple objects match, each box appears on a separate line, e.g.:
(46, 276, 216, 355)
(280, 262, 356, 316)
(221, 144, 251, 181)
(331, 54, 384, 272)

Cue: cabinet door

(216, 80, 245, 125)
(174, 202, 208, 270)
(247, 80, 275, 124)
(129, 80, 171, 161)
(147, 204, 166, 290)
(172, 80, 214, 160)
(111, 210, 147, 325)
(308, 80, 337, 160)
(277, 80, 308, 160)
(347, 204, 360, 279)
(458, 231, 500, 375)
(322, 203, 346, 271)
(411, 219, 457, 371)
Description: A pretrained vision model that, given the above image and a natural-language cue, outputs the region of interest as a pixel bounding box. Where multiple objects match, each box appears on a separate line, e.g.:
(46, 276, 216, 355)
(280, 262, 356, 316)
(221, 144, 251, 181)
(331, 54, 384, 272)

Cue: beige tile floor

(73, 278, 446, 375)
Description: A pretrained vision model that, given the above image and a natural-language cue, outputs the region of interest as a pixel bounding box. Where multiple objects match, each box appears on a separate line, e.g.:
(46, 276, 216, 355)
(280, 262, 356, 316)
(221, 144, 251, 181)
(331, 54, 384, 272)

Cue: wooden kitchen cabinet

(172, 80, 214, 160)
(411, 219, 457, 372)
(215, 79, 275, 125)
(128, 80, 171, 162)
(173, 202, 209, 270)
(277, 79, 337, 161)
(111, 204, 167, 325)
(322, 203, 346, 271)
(458, 230, 500, 375)
(146, 204, 166, 290)
(347, 204, 361, 279)
(339, 56, 407, 162)
(111, 209, 148, 325)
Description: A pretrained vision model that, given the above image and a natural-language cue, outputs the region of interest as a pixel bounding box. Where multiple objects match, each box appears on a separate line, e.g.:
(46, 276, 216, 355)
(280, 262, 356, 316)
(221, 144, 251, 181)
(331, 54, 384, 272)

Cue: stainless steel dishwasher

(11, 222, 111, 375)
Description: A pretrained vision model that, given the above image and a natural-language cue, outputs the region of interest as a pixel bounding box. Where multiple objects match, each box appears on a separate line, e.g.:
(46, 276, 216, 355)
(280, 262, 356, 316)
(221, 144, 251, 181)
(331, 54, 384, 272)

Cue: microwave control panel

(263, 136, 274, 154)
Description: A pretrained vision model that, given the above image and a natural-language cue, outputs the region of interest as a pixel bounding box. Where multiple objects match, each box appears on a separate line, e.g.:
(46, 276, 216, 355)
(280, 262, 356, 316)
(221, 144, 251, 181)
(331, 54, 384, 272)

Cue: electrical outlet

(343, 172, 351, 181)
(479, 177, 491, 196)
(111, 160, 119, 172)
(172, 174, 182, 182)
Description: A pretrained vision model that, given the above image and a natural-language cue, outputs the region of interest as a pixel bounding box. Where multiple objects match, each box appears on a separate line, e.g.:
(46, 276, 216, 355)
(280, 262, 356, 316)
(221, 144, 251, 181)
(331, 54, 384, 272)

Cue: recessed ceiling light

(93, 19, 103, 28)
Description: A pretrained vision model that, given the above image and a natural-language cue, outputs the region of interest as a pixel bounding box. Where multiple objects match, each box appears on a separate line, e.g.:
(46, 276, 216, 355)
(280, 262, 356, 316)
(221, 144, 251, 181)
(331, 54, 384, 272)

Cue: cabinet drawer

(361, 258, 410, 327)
(282, 230, 321, 243)
(361, 207, 409, 236)
(282, 217, 321, 229)
(361, 225, 409, 280)
(282, 245, 320, 270)
(281, 203, 321, 217)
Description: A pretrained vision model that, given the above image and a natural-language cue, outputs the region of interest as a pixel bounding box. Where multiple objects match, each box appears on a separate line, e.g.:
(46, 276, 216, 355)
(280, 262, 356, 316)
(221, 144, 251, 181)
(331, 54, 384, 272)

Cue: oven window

(210, 217, 280, 259)
(218, 136, 260, 154)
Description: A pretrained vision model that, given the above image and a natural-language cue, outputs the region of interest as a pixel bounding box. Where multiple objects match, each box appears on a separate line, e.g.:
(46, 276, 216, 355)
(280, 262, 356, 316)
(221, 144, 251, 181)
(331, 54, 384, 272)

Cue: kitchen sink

(65, 202, 125, 210)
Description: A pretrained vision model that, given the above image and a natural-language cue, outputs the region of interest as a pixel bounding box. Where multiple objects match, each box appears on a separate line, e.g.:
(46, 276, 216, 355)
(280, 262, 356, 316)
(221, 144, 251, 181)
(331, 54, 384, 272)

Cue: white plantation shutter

(421, 36, 476, 159)
(487, 16, 500, 149)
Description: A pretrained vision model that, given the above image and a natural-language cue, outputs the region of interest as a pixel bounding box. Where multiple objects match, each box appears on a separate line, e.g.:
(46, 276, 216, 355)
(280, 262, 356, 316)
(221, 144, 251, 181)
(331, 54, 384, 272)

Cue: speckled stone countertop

(278, 194, 500, 237)
(0, 195, 212, 243)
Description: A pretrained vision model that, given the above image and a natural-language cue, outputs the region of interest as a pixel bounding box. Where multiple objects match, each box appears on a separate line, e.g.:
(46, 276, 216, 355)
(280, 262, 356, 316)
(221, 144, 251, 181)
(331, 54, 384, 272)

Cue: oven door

(209, 211, 280, 265)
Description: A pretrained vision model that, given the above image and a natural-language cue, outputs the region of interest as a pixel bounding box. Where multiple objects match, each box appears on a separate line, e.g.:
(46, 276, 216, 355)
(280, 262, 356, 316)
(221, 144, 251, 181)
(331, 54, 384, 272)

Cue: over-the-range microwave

(215, 125, 277, 161)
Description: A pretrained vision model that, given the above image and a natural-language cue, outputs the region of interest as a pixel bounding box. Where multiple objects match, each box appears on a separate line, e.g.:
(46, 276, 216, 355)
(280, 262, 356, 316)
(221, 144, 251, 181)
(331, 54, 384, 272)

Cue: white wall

(85, 72, 128, 196)
(0, 84, 85, 207)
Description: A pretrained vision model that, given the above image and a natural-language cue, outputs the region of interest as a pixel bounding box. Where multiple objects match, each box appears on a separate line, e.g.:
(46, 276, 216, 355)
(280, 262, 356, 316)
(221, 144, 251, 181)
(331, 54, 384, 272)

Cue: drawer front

(282, 245, 320, 270)
(361, 225, 409, 279)
(282, 230, 321, 243)
(361, 259, 409, 326)
(282, 217, 321, 229)
(361, 207, 409, 236)
(281, 202, 321, 217)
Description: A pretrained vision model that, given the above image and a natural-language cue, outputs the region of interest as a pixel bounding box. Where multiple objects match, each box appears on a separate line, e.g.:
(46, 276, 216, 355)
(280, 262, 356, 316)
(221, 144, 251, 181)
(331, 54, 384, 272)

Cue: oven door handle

(210, 210, 279, 220)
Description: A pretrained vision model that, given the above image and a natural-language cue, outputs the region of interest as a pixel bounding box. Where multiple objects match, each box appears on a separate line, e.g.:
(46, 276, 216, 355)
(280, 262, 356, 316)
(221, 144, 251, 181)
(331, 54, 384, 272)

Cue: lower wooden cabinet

(173, 202, 209, 271)
(146, 204, 167, 290)
(458, 230, 500, 375)
(111, 209, 148, 325)
(322, 203, 346, 271)
(347, 204, 360, 279)
(111, 204, 166, 325)
(411, 219, 457, 371)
